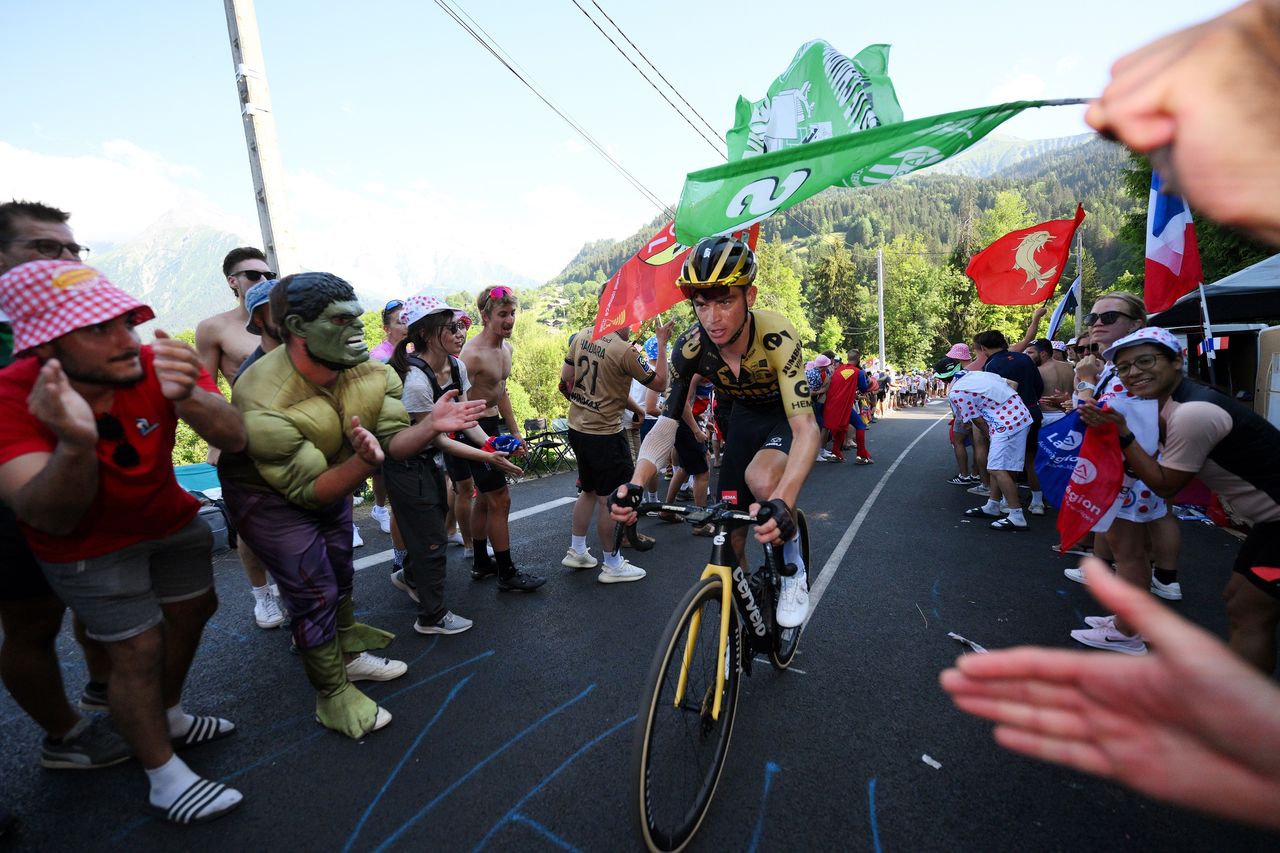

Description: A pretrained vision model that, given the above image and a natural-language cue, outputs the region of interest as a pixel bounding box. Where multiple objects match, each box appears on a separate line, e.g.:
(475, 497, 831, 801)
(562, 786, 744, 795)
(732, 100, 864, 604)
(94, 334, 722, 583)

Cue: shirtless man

(1029, 338, 1074, 424)
(459, 286, 543, 590)
(194, 248, 283, 629)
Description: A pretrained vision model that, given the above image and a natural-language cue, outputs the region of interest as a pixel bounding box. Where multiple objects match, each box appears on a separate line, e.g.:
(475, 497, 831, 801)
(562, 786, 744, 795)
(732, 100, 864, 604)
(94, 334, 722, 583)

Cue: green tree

(815, 315, 843, 355)
(754, 238, 813, 344)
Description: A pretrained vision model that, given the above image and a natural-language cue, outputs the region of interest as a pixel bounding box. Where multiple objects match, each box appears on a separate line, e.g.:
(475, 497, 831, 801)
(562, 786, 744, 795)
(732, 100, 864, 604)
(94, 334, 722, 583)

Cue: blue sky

(1, 0, 1233, 286)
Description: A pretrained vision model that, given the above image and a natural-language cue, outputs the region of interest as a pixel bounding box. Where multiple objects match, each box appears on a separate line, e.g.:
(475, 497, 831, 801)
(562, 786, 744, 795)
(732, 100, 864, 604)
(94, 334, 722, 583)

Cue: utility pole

(224, 0, 298, 274)
(877, 247, 886, 367)
(1074, 230, 1084, 335)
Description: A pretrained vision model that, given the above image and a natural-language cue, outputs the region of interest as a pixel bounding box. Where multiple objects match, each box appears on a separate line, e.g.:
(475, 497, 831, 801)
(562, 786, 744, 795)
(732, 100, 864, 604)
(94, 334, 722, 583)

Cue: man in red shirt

(824, 350, 873, 463)
(0, 260, 247, 825)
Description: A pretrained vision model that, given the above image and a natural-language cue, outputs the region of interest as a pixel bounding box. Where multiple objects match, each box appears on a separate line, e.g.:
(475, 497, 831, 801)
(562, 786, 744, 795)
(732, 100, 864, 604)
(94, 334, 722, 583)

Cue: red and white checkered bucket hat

(0, 260, 153, 356)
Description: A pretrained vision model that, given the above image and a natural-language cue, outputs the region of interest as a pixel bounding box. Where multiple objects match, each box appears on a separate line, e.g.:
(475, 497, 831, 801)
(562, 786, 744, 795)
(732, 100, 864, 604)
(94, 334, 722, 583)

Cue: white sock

(603, 552, 624, 570)
(571, 535, 588, 553)
(982, 499, 1001, 515)
(644, 491, 657, 503)
(251, 584, 270, 601)
(1031, 490, 1043, 503)
(167, 703, 191, 737)
(1007, 508, 1026, 524)
(782, 530, 805, 578)
(145, 754, 243, 816)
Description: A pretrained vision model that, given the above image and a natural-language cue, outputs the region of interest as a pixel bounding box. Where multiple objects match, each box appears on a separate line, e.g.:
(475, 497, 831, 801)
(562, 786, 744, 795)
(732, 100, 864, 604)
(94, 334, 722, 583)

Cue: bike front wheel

(632, 574, 742, 852)
(770, 508, 810, 670)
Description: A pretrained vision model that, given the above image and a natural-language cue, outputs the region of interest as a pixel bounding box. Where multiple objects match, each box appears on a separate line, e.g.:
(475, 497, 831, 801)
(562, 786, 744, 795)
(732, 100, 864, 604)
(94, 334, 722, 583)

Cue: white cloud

(987, 72, 1046, 103)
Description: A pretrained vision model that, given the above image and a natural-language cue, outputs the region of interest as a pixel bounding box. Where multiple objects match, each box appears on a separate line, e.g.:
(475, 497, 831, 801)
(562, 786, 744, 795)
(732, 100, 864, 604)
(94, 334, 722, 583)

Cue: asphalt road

(1, 402, 1274, 851)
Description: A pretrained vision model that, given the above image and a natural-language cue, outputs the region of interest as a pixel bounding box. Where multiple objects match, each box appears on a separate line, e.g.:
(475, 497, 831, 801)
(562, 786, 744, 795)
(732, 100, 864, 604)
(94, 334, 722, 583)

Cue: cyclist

(610, 236, 819, 627)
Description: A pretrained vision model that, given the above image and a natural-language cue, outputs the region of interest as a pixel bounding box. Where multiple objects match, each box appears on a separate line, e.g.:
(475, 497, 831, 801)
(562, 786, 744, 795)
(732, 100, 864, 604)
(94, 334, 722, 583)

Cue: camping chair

(522, 417, 571, 478)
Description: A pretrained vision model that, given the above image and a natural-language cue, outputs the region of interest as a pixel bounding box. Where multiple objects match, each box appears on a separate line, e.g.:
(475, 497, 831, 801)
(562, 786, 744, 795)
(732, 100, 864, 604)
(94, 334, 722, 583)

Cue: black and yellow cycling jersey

(663, 309, 811, 420)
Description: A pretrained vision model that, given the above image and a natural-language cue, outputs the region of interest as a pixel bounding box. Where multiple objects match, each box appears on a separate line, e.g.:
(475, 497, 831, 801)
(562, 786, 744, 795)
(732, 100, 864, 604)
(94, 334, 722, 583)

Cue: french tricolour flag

(1145, 171, 1203, 314)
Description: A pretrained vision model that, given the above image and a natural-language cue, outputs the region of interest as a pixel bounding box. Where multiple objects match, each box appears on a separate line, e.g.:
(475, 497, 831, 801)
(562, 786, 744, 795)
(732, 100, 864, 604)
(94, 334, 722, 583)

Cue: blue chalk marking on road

(930, 576, 943, 619)
(509, 813, 583, 852)
(342, 673, 474, 853)
(406, 635, 440, 668)
(108, 815, 151, 845)
(868, 777, 882, 853)
(747, 760, 781, 853)
(371, 683, 598, 853)
(376, 649, 494, 705)
(223, 729, 325, 783)
(472, 714, 636, 852)
(205, 620, 249, 642)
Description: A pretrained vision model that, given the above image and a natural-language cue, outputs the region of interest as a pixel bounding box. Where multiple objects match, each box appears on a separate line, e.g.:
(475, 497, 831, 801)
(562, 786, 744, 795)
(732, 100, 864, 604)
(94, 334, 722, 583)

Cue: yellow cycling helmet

(678, 236, 756, 297)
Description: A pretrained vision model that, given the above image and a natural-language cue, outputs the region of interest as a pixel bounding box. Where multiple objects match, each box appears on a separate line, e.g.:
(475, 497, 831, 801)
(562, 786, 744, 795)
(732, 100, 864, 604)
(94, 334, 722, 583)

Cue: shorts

(450, 415, 509, 494)
(567, 428, 634, 496)
(719, 404, 792, 508)
(36, 516, 213, 642)
(673, 422, 709, 476)
(0, 504, 54, 602)
(640, 416, 658, 441)
(1235, 520, 1280, 600)
(986, 426, 1029, 472)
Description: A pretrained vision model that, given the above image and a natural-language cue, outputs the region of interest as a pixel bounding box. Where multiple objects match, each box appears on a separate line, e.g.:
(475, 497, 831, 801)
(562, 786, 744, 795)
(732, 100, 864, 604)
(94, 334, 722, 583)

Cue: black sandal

(963, 507, 1002, 519)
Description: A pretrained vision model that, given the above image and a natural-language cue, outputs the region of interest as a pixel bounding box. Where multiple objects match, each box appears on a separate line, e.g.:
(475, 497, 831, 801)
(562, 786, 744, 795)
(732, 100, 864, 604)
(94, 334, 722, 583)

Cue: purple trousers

(222, 482, 353, 650)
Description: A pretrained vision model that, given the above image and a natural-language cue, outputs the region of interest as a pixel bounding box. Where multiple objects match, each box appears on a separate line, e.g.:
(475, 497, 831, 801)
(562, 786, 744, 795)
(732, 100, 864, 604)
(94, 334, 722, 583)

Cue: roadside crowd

(3, 0, 1280, 837)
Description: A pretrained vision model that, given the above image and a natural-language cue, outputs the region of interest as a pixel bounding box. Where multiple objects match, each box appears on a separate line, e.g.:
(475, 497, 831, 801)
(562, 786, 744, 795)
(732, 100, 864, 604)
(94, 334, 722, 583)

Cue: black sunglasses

(8, 238, 89, 259)
(234, 269, 276, 283)
(1073, 344, 1100, 355)
(96, 414, 140, 468)
(1084, 310, 1135, 327)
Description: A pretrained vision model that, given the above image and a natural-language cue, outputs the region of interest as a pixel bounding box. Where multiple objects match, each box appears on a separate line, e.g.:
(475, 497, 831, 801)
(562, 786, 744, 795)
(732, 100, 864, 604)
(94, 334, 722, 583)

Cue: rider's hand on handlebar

(609, 483, 643, 526)
(750, 498, 796, 546)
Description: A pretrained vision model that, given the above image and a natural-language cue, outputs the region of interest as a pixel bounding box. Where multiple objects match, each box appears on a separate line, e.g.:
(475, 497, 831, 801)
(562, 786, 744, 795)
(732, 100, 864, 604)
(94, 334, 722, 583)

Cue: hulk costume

(218, 273, 412, 738)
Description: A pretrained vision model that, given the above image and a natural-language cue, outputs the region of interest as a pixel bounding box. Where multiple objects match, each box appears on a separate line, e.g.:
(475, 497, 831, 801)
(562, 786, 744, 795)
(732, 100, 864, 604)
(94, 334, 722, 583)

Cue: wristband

(1119, 431, 1136, 450)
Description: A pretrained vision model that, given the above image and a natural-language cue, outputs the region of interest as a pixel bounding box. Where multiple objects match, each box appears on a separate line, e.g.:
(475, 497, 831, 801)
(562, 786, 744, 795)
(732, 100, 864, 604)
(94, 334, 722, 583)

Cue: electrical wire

(432, 0, 675, 219)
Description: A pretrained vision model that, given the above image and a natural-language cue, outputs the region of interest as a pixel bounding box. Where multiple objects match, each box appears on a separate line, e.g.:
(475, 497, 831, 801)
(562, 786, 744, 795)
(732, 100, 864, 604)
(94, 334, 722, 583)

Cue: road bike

(623, 500, 810, 852)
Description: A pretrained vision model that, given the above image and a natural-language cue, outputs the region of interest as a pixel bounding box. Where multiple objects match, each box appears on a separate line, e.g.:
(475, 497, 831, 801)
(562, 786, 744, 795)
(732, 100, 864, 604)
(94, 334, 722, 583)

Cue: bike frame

(672, 519, 775, 721)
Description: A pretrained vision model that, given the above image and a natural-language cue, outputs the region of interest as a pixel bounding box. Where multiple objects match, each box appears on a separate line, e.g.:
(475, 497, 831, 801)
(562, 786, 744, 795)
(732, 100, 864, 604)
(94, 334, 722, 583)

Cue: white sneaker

(390, 568, 420, 603)
(448, 531, 465, 546)
(1028, 501, 1046, 516)
(371, 504, 392, 534)
(1084, 614, 1116, 629)
(1070, 623, 1147, 655)
(345, 652, 407, 682)
(253, 593, 285, 629)
(1064, 566, 1087, 585)
(966, 484, 991, 496)
(352, 526, 364, 548)
(1150, 576, 1183, 601)
(776, 568, 809, 628)
(598, 561, 646, 584)
(561, 548, 599, 569)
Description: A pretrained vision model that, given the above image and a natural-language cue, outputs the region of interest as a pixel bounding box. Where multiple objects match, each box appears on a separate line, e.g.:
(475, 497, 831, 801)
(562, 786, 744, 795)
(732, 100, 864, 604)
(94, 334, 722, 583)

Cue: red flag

(966, 205, 1086, 305)
(592, 223, 759, 340)
(1057, 420, 1124, 552)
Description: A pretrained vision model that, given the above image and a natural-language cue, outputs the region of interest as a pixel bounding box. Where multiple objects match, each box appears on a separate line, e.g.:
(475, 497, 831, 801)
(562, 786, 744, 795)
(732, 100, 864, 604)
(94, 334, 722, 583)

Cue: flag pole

(1073, 228, 1084, 335)
(1198, 281, 1218, 387)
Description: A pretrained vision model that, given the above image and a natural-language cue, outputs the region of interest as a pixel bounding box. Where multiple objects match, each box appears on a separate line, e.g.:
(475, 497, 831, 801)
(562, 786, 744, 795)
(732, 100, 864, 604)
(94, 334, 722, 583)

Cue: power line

(573, 1, 726, 156)
(432, 0, 675, 218)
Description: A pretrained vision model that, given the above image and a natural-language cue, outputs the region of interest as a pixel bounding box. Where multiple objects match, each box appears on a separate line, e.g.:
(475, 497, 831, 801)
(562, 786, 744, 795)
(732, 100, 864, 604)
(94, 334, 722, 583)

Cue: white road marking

(352, 495, 578, 571)
(805, 413, 947, 624)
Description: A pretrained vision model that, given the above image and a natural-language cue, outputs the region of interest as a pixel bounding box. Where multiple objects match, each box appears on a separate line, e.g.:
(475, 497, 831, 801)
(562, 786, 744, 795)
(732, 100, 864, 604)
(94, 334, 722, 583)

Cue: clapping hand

(429, 390, 486, 434)
(27, 359, 97, 450)
(152, 329, 203, 401)
(348, 415, 384, 467)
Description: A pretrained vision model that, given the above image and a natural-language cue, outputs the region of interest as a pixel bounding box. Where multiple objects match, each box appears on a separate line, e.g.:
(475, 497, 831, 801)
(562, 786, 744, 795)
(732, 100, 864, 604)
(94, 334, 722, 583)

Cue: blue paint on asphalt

(868, 777, 882, 853)
(371, 683, 598, 853)
(205, 620, 249, 642)
(509, 813, 583, 852)
(472, 714, 636, 852)
(376, 650, 494, 705)
(342, 673, 474, 853)
(747, 760, 781, 853)
(405, 635, 440, 668)
(930, 576, 943, 619)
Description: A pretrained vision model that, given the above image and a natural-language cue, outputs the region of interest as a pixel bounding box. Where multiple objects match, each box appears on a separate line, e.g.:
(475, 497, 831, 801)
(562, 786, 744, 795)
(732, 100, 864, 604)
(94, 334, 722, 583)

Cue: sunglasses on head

(96, 413, 140, 468)
(1084, 310, 1135, 327)
(234, 269, 276, 283)
(9, 238, 89, 259)
(487, 286, 513, 300)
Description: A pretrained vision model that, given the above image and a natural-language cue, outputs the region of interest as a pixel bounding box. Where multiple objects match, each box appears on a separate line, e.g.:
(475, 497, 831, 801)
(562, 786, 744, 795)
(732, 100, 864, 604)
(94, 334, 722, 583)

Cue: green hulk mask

(273, 272, 369, 369)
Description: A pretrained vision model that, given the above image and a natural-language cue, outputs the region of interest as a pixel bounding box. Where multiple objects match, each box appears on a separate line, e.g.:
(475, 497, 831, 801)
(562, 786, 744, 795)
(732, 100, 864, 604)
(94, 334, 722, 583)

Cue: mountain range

(91, 131, 1122, 334)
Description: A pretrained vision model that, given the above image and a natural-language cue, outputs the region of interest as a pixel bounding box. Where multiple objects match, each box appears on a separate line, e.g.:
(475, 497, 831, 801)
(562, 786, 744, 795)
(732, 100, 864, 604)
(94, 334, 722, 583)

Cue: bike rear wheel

(633, 575, 742, 852)
(770, 509, 810, 670)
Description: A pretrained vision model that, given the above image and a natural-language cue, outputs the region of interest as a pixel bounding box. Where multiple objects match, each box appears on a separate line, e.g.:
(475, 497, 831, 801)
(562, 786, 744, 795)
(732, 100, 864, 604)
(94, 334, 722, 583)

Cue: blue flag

(1034, 411, 1085, 508)
(1047, 276, 1080, 341)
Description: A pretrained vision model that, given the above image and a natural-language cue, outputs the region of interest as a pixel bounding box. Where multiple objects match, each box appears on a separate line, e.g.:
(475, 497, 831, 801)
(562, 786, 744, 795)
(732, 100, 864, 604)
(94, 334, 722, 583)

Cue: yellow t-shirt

(565, 329, 657, 434)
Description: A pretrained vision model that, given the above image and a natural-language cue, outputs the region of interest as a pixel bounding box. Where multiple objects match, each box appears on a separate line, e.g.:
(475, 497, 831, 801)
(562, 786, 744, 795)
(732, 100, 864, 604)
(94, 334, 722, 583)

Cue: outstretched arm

(1010, 306, 1048, 353)
(940, 557, 1280, 832)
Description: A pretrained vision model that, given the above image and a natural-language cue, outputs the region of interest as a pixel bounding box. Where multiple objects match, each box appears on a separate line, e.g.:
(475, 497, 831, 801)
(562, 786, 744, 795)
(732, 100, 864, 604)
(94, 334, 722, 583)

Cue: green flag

(676, 101, 1049, 245)
(725, 41, 903, 161)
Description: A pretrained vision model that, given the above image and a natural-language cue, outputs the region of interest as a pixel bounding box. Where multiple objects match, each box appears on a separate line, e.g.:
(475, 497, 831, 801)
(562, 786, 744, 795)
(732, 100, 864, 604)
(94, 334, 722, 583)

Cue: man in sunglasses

(195, 247, 285, 631)
(0, 260, 249, 824)
(0, 202, 127, 789)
